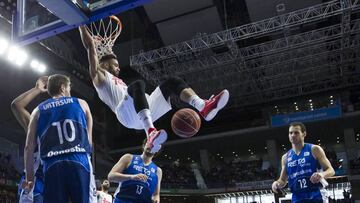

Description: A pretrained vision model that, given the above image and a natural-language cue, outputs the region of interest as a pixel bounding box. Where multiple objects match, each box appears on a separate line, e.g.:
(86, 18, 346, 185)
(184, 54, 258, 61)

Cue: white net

(86, 15, 122, 60)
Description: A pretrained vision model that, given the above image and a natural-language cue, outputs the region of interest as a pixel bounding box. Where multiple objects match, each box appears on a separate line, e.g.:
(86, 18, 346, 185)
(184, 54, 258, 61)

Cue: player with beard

(79, 24, 229, 154)
(97, 180, 112, 203)
(272, 122, 335, 203)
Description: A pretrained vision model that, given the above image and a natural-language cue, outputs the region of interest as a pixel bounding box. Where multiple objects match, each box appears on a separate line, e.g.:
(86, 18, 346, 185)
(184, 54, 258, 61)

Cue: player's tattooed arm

(272, 154, 288, 193)
(79, 26, 106, 86)
(11, 76, 48, 132)
(152, 167, 162, 203)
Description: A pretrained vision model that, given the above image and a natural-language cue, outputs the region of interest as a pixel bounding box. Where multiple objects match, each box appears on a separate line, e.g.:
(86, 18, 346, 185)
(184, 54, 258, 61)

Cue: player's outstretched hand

(131, 174, 148, 182)
(271, 181, 281, 193)
(35, 76, 48, 93)
(310, 172, 323, 184)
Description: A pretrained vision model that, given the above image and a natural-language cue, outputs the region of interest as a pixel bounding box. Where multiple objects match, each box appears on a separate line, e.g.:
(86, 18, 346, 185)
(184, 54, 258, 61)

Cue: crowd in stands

(159, 149, 343, 190)
(160, 161, 197, 189)
(204, 159, 276, 188)
(0, 153, 20, 203)
(325, 150, 344, 175)
(349, 157, 360, 175)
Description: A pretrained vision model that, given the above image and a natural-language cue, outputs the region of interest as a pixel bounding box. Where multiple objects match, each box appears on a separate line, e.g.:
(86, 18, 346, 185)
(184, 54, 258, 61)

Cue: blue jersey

(114, 155, 158, 203)
(286, 143, 323, 202)
(36, 97, 92, 170)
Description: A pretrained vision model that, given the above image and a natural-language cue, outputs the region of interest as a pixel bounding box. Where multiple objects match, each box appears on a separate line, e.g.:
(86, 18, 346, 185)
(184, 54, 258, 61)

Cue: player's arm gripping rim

(11, 76, 48, 132)
(272, 154, 288, 193)
(151, 167, 162, 203)
(23, 108, 40, 191)
(310, 145, 335, 184)
(78, 26, 106, 87)
(108, 154, 148, 183)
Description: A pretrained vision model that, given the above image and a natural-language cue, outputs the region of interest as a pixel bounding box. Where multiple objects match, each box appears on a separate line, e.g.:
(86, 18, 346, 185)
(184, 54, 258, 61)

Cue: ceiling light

(7, 46, 18, 61)
(30, 59, 39, 69)
(15, 50, 28, 66)
(37, 64, 47, 73)
(0, 38, 8, 54)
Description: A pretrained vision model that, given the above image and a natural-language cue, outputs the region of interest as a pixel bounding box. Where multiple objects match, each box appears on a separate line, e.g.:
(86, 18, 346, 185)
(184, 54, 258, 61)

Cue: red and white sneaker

(199, 89, 229, 121)
(146, 128, 168, 153)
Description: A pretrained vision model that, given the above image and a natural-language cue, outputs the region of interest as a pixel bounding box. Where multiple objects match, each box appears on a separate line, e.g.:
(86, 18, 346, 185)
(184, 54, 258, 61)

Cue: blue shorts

(18, 175, 44, 203)
(43, 160, 92, 203)
(114, 197, 151, 203)
(292, 189, 323, 203)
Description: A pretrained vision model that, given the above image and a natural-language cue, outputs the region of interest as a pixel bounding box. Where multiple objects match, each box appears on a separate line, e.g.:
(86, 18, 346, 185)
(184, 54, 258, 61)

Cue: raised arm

(78, 26, 106, 86)
(152, 167, 162, 203)
(272, 154, 288, 193)
(79, 99, 93, 147)
(108, 154, 148, 183)
(24, 108, 39, 189)
(11, 76, 47, 132)
(310, 145, 335, 184)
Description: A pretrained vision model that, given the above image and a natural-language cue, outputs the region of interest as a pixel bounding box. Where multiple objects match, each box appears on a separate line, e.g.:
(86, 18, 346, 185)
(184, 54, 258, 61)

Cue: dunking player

(23, 74, 96, 203)
(108, 140, 162, 203)
(272, 122, 335, 203)
(11, 76, 47, 202)
(97, 180, 113, 203)
(79, 23, 229, 153)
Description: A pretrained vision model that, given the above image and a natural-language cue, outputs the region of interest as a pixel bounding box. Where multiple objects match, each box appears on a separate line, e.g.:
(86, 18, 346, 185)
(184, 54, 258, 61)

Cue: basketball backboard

(12, 0, 152, 46)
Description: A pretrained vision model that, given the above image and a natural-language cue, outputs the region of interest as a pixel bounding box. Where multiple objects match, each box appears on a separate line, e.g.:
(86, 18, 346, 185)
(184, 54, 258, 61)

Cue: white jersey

(97, 191, 112, 203)
(94, 70, 127, 113)
(94, 70, 172, 130)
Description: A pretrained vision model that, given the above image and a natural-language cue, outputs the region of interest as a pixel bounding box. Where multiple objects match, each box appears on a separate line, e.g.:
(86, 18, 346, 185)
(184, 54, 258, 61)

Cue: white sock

(189, 95, 205, 111)
(137, 109, 154, 136)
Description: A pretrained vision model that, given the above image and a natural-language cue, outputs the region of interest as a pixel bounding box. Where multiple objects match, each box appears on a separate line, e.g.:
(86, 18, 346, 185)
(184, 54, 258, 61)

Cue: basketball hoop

(86, 15, 122, 60)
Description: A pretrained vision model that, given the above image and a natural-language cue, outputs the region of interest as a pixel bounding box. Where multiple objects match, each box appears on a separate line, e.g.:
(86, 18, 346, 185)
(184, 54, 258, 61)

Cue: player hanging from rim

(79, 16, 229, 153)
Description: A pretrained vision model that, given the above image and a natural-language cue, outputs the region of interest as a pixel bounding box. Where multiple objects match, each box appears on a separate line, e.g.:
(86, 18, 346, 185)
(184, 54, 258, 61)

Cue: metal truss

(130, 0, 360, 108)
(190, 46, 360, 93)
(189, 42, 360, 107)
(132, 19, 360, 81)
(130, 0, 360, 66)
(133, 36, 360, 108)
(188, 46, 355, 85)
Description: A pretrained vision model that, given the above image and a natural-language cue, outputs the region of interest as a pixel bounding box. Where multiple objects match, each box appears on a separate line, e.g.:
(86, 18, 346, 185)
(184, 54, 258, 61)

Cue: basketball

(171, 108, 201, 138)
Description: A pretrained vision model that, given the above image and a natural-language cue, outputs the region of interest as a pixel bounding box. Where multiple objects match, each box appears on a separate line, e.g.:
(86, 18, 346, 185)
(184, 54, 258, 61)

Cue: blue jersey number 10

(52, 119, 76, 144)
